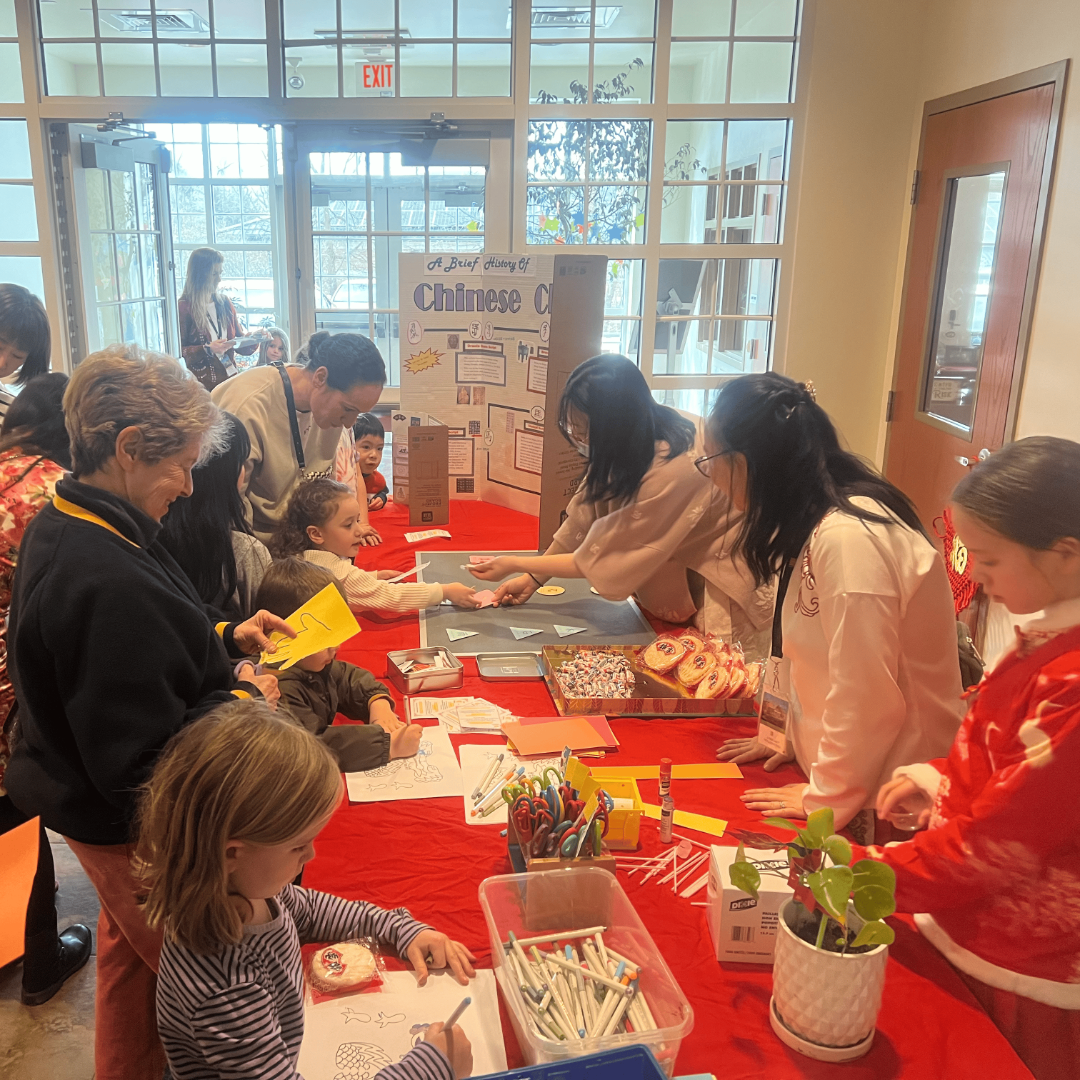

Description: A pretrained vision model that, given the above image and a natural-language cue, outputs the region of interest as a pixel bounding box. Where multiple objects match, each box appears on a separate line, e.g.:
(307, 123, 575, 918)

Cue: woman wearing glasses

(468, 354, 773, 655)
(706, 372, 964, 837)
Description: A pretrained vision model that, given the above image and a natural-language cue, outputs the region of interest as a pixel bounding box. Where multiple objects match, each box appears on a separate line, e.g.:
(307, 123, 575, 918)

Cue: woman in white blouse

(709, 373, 964, 839)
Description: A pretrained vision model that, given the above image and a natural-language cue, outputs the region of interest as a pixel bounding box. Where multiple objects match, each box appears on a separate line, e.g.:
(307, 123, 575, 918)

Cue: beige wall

(786, 0, 1078, 462)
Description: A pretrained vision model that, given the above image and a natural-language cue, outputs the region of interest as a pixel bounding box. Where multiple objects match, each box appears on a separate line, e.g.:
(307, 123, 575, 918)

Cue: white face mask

(572, 438, 590, 459)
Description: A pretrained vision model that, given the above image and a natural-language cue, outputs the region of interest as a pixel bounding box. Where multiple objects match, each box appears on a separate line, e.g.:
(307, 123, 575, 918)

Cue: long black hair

(706, 372, 924, 586)
(159, 412, 253, 605)
(0, 372, 71, 468)
(558, 354, 695, 503)
(0, 283, 51, 384)
(298, 330, 386, 392)
(952, 436, 1080, 548)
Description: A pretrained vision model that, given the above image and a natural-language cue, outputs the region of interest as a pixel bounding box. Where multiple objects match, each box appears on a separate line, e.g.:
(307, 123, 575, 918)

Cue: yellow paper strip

(259, 583, 361, 670)
(592, 763, 743, 781)
(642, 803, 728, 839)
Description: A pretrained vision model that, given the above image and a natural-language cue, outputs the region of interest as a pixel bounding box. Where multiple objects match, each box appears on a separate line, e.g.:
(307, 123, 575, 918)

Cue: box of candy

(541, 643, 759, 718)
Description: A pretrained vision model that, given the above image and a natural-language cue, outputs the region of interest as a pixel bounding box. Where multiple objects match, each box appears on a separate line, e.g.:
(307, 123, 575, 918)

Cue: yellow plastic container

(566, 758, 643, 852)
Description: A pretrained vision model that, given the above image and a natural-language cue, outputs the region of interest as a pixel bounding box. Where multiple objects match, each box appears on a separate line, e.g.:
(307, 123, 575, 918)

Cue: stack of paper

(407, 696, 513, 733)
(501, 714, 619, 757)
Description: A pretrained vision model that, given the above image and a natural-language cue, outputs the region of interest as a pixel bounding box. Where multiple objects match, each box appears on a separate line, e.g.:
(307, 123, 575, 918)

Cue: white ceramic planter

(770, 898, 889, 1062)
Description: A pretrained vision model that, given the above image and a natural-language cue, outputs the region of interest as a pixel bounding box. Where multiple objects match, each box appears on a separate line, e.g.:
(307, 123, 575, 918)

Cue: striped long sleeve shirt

(157, 884, 452, 1080)
(302, 549, 444, 613)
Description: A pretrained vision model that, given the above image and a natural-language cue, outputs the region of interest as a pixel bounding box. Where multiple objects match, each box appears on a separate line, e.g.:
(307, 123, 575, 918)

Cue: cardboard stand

(406, 424, 449, 526)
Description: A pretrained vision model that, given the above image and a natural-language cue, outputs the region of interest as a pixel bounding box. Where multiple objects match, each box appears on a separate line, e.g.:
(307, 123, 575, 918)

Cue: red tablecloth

(307, 500, 1033, 1079)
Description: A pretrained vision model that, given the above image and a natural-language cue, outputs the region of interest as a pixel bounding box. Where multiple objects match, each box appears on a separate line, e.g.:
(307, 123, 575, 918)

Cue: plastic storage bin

(476, 1045, 667, 1079)
(478, 867, 694, 1076)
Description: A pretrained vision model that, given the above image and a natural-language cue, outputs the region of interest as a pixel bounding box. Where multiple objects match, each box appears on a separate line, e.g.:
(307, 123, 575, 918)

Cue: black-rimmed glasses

(694, 451, 729, 478)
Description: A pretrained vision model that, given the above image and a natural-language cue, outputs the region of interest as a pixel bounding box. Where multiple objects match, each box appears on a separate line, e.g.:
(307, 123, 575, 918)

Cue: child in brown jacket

(255, 560, 422, 771)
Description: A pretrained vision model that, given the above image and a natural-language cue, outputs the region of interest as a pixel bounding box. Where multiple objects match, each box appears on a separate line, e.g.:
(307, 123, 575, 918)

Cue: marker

(443, 995, 472, 1030)
(472, 753, 505, 800)
(471, 766, 523, 816)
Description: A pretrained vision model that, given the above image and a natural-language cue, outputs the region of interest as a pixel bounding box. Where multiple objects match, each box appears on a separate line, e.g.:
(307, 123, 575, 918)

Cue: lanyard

(771, 557, 796, 659)
(272, 361, 307, 473)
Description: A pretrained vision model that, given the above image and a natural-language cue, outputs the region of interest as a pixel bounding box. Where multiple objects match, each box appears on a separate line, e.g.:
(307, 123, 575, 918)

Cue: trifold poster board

(395, 252, 606, 547)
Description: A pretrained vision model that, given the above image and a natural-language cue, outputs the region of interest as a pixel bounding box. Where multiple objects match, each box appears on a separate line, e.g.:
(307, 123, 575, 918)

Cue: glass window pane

(530, 43, 588, 104)
(310, 151, 367, 177)
(86, 169, 110, 229)
(311, 181, 368, 231)
(457, 0, 512, 38)
(116, 234, 142, 300)
(99, 304, 121, 347)
(593, 45, 653, 104)
(587, 185, 645, 244)
(341, 0, 394, 34)
(428, 235, 484, 252)
(0, 185, 37, 240)
(370, 168, 425, 231)
(429, 174, 485, 233)
(597, 0, 656, 37)
(605, 259, 645, 317)
(652, 387, 714, 416)
(721, 183, 782, 242)
(217, 44, 270, 96)
(210, 144, 242, 179)
(401, 0, 451, 37)
(101, 43, 156, 96)
(668, 41, 729, 104)
(315, 236, 367, 309)
(173, 185, 206, 214)
(921, 172, 1005, 433)
(666, 120, 724, 176)
(38, 0, 95, 37)
(285, 46, 340, 97)
(214, 0, 266, 38)
(135, 163, 157, 231)
(0, 121, 32, 179)
(177, 212, 208, 243)
(121, 301, 146, 345)
(110, 171, 137, 230)
(528, 121, 586, 182)
(457, 44, 511, 97)
(159, 44, 213, 97)
(526, 185, 585, 244)
(602, 319, 641, 361)
(401, 43, 452, 97)
(141, 235, 162, 297)
(589, 121, 650, 181)
(716, 258, 776, 315)
(661, 184, 718, 244)
(371, 235, 404, 310)
(672, 0, 732, 36)
(0, 256, 42, 297)
(730, 41, 793, 102)
(283, 0, 336, 39)
(43, 43, 97, 97)
(653, 319, 709, 374)
(657, 258, 712, 316)
(167, 143, 206, 179)
(92, 234, 117, 303)
(712, 318, 770, 373)
(0, 0, 15, 35)
(734, 0, 798, 36)
(144, 301, 166, 352)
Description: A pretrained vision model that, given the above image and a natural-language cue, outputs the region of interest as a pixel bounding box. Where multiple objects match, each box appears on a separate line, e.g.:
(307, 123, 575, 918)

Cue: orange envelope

(501, 716, 617, 757)
(1, 816, 39, 967)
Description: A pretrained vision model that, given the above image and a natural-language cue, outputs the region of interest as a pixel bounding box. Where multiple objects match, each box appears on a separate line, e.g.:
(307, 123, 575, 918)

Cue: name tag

(757, 654, 791, 753)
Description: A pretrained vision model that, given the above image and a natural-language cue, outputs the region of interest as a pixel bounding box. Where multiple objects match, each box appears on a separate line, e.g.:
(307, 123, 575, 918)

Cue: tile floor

(0, 832, 98, 1080)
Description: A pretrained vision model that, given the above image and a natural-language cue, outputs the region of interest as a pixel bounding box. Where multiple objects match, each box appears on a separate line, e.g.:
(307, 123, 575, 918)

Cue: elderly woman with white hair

(4, 345, 293, 1080)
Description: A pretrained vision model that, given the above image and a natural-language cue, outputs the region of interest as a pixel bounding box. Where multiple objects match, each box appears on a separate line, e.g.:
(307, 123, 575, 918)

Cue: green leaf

(807, 865, 853, 925)
(796, 829, 817, 849)
(729, 844, 761, 900)
(851, 919, 895, 949)
(853, 883, 897, 921)
(852, 859, 897, 894)
(762, 817, 802, 833)
(805, 807, 835, 845)
(822, 834, 853, 867)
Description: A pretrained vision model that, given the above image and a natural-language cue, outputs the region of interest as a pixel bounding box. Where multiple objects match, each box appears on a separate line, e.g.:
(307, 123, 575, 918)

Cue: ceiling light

(518, 5, 622, 31)
(98, 8, 210, 34)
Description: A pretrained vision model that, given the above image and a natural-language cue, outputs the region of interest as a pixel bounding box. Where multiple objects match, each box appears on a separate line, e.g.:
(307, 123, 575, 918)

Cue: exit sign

(363, 63, 394, 89)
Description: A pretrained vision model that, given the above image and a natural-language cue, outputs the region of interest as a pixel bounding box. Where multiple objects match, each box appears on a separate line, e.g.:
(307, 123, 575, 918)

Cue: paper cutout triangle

(510, 626, 543, 640)
(446, 628, 480, 641)
(554, 624, 587, 637)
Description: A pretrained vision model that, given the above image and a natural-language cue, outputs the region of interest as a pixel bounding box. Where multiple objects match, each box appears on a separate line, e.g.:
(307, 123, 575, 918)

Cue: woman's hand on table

(406, 929, 477, 986)
(357, 523, 382, 546)
(493, 573, 538, 607)
(233, 610, 296, 657)
(466, 556, 517, 582)
(741, 782, 810, 819)
(717, 737, 794, 772)
(235, 664, 281, 710)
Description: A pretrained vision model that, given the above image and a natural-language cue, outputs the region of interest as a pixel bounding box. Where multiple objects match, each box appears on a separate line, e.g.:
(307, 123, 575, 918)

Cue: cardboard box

(706, 845, 793, 963)
(407, 425, 449, 526)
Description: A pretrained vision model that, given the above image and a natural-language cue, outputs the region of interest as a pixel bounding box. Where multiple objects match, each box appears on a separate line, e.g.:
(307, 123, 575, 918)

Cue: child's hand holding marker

(423, 1019, 472, 1078)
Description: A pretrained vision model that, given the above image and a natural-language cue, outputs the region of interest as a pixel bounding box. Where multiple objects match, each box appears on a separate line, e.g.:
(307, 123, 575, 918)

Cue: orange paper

(502, 716, 617, 757)
(0, 816, 39, 967)
(592, 763, 743, 780)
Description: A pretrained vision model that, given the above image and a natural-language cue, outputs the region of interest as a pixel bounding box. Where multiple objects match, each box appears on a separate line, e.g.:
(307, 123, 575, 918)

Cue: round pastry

(676, 627, 706, 655)
(744, 661, 764, 699)
(310, 942, 377, 991)
(725, 660, 749, 699)
(641, 635, 688, 674)
(676, 648, 717, 688)
(694, 665, 732, 699)
(536, 585, 565, 595)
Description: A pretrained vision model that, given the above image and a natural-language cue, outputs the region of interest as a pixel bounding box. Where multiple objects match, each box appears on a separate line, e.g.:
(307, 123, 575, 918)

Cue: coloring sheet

(297, 970, 506, 1080)
(459, 743, 562, 826)
(345, 725, 464, 804)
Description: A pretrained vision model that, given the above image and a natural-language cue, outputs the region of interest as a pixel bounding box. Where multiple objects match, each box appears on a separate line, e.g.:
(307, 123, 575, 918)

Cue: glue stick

(659, 758, 674, 843)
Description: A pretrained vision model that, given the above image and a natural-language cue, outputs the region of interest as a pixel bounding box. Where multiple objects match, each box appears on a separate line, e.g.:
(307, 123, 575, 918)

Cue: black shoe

(21, 923, 92, 1006)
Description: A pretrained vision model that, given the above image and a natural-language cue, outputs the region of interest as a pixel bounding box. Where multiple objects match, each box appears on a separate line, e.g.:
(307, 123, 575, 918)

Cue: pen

(443, 995, 472, 1030)
(471, 766, 523, 815)
(472, 753, 505, 801)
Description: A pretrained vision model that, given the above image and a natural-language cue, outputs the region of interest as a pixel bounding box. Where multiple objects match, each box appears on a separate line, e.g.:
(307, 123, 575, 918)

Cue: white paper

(459, 744, 563, 826)
(445, 628, 479, 641)
(510, 626, 543, 640)
(345, 726, 463, 803)
(554, 624, 587, 637)
(404, 529, 451, 543)
(406, 697, 477, 723)
(297, 970, 506, 1080)
(386, 562, 429, 584)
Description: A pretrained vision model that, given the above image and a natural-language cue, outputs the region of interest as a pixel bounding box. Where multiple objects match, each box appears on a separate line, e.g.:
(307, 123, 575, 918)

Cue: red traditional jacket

(866, 605, 1080, 1007)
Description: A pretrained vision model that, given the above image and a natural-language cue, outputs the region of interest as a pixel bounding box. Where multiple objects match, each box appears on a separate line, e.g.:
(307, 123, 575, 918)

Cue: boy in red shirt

(353, 413, 389, 511)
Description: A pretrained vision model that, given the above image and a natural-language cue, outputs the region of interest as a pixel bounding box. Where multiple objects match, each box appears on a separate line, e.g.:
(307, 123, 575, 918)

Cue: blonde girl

(137, 700, 474, 1080)
(256, 326, 291, 367)
(270, 477, 477, 611)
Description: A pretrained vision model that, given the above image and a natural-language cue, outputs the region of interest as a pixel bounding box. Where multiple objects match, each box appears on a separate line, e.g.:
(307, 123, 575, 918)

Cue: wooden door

(884, 64, 1067, 528)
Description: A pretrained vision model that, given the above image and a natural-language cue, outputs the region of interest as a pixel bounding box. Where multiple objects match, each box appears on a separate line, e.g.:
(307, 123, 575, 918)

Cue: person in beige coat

(469, 354, 773, 656)
(211, 331, 385, 544)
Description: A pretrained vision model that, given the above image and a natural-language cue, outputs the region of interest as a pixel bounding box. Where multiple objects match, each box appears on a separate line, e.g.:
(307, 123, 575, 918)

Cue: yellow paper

(642, 802, 728, 839)
(260, 583, 361, 670)
(592, 763, 743, 781)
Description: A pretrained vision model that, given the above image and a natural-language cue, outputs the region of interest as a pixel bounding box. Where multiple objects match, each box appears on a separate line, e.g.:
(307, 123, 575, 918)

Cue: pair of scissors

(541, 785, 563, 824)
(561, 794, 611, 858)
(511, 794, 553, 858)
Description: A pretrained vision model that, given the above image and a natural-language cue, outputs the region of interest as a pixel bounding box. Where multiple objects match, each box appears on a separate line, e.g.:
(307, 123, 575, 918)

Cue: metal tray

(386, 647, 464, 695)
(476, 652, 545, 680)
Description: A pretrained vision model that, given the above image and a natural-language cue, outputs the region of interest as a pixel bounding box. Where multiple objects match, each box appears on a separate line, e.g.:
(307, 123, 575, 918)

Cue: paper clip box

(706, 845, 793, 964)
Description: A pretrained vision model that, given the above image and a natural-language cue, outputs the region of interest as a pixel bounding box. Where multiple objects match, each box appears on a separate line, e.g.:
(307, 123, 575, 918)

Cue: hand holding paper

(259, 583, 361, 670)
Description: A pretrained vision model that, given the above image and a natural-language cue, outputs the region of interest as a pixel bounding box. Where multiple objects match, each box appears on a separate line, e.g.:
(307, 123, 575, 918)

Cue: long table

(307, 500, 1033, 1079)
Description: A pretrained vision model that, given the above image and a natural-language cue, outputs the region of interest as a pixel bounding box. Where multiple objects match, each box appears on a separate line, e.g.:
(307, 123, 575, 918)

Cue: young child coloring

(864, 437, 1080, 1080)
(271, 478, 478, 612)
(257, 559, 423, 770)
(354, 412, 390, 511)
(138, 700, 475, 1080)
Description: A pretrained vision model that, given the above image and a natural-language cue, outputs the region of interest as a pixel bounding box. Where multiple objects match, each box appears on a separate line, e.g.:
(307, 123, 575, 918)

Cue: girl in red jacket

(872, 436, 1080, 1080)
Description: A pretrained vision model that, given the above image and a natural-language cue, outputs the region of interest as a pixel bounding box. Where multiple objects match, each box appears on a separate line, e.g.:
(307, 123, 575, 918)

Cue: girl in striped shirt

(136, 700, 475, 1080)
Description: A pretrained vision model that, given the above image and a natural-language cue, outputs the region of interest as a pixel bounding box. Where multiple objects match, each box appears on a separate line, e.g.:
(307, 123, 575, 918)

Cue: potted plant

(729, 807, 898, 1062)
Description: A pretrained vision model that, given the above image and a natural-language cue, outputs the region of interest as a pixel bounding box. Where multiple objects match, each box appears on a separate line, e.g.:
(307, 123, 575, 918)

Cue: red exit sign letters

(363, 63, 394, 89)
